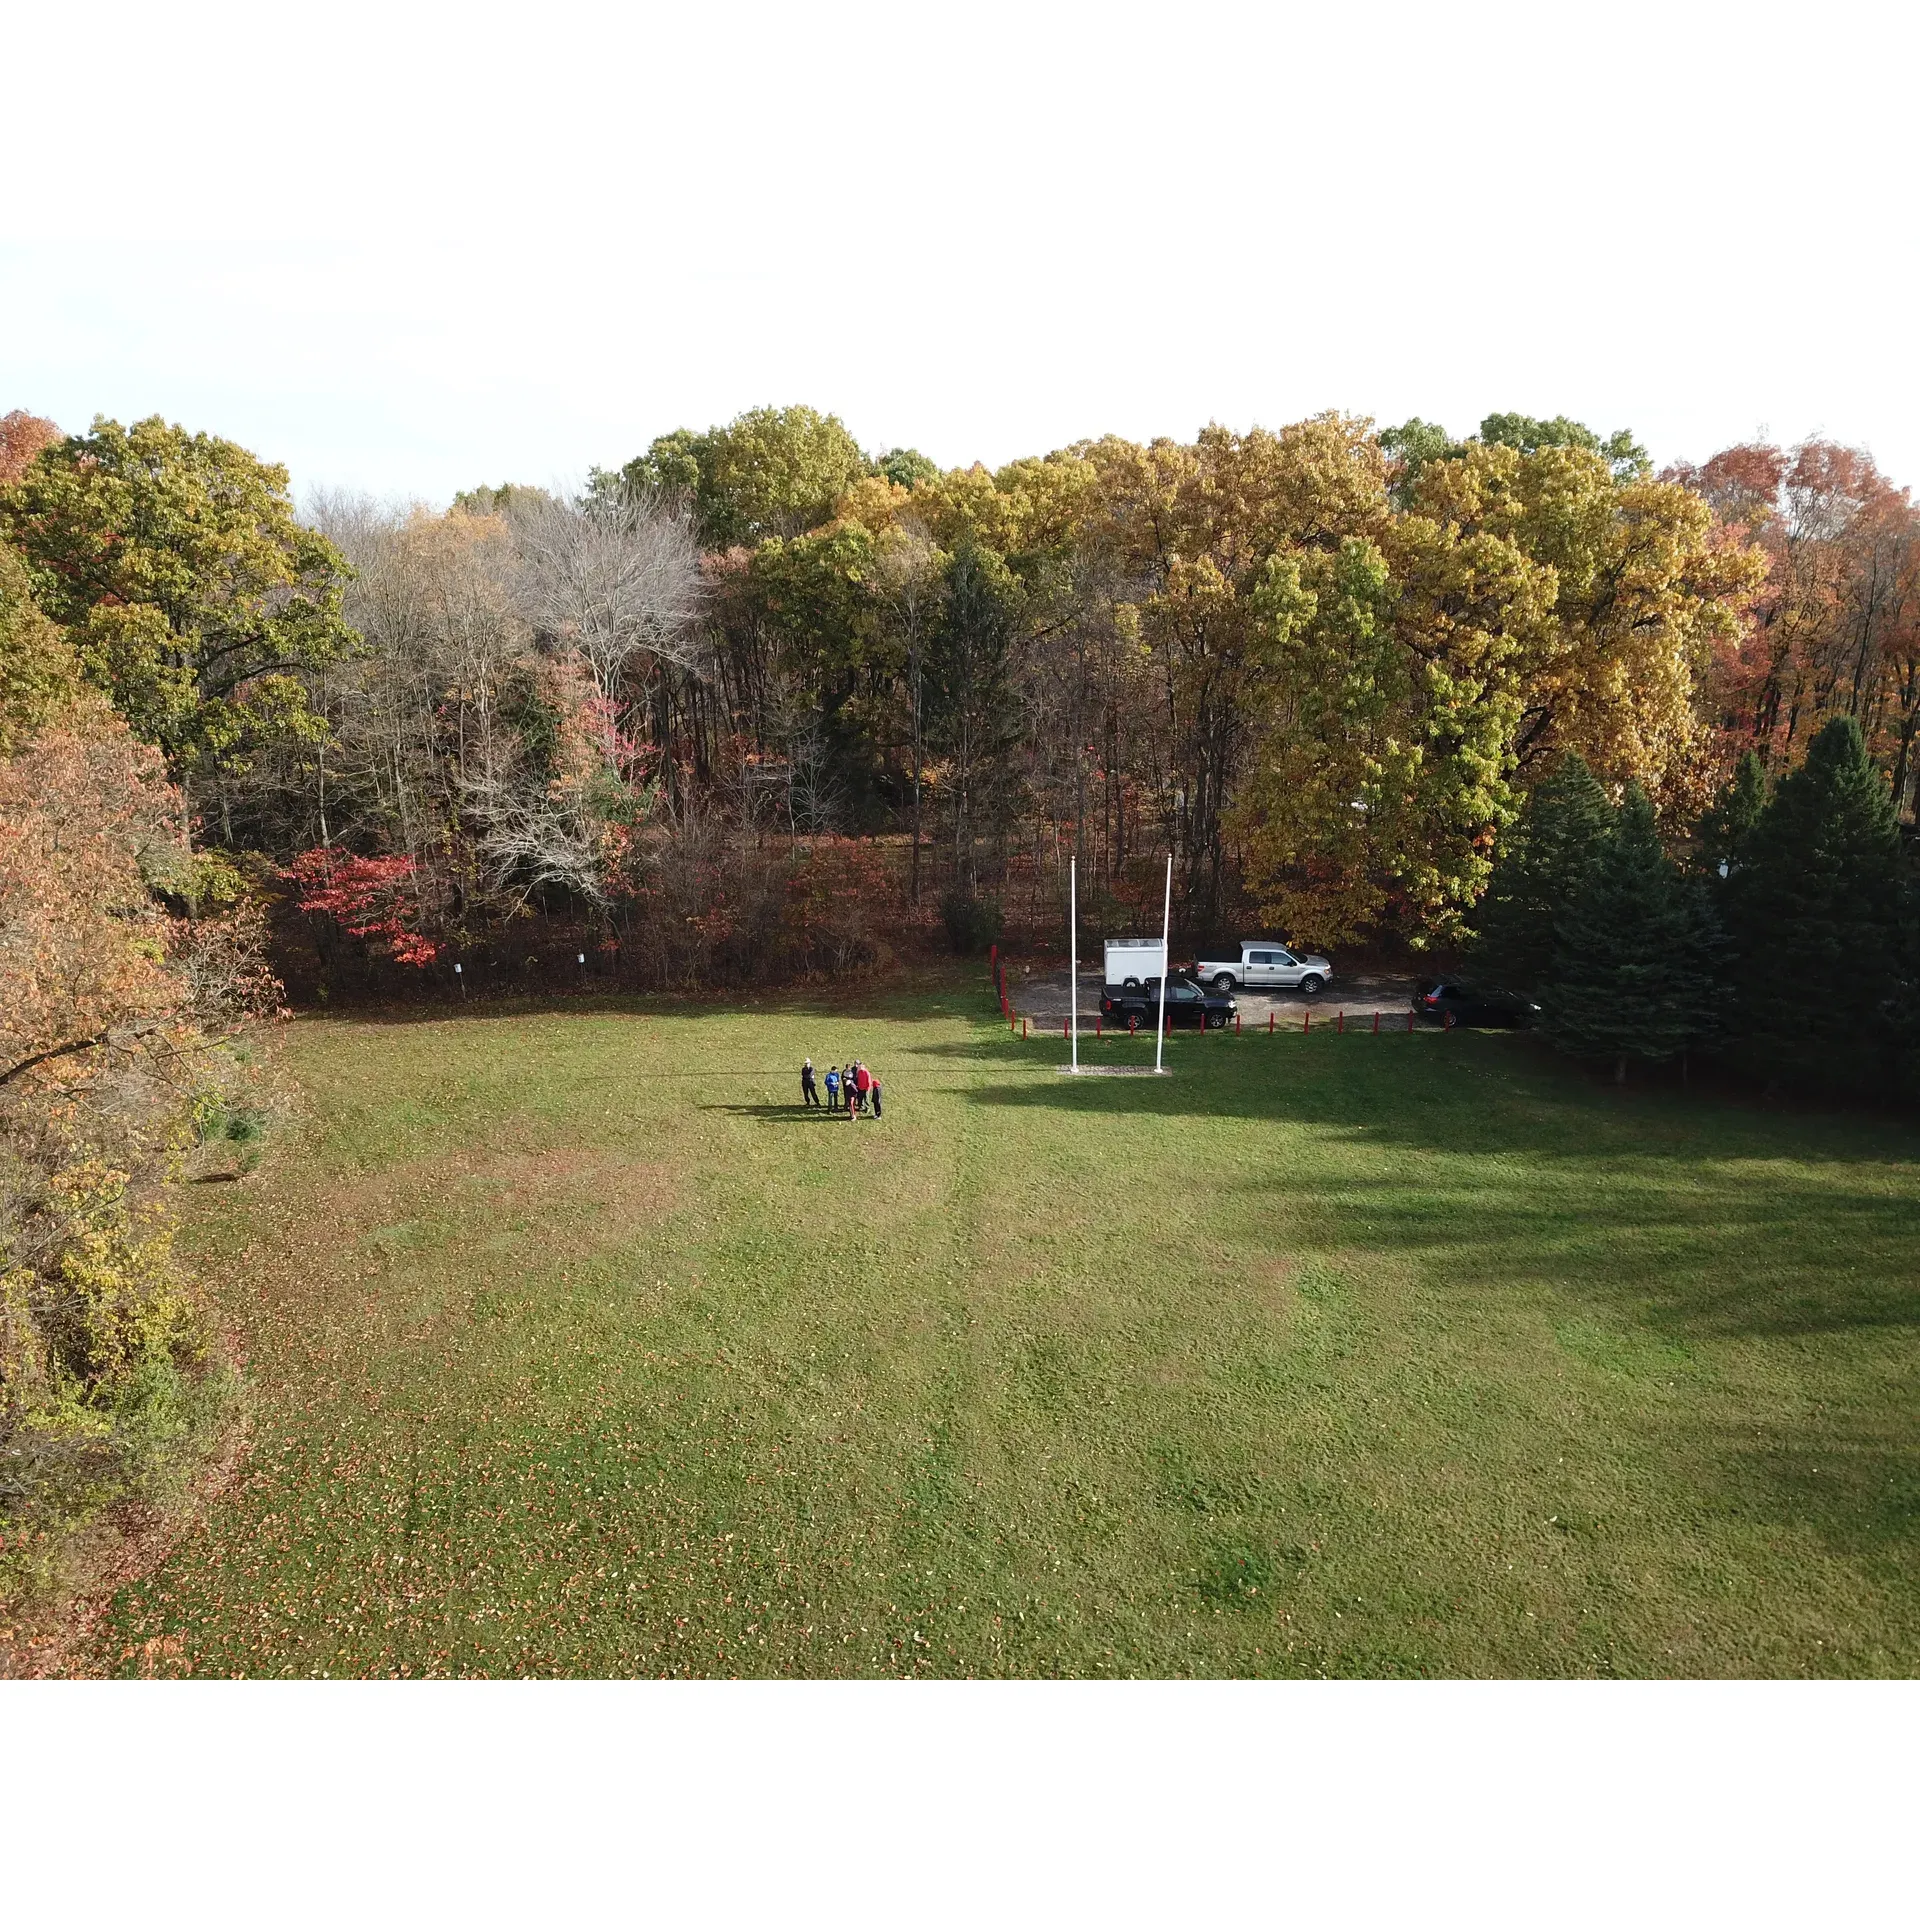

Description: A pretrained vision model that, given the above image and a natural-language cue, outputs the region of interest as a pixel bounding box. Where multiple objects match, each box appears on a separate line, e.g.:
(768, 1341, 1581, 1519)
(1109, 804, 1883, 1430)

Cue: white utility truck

(1103, 937, 1167, 988)
(1193, 939, 1333, 996)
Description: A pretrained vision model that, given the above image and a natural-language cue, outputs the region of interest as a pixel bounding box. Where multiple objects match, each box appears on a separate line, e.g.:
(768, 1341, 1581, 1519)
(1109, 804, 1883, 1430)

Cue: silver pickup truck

(1193, 939, 1332, 995)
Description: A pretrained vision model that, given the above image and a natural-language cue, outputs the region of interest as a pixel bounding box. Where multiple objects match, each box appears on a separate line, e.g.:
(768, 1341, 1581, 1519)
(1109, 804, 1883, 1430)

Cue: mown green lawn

(97, 969, 1918, 1676)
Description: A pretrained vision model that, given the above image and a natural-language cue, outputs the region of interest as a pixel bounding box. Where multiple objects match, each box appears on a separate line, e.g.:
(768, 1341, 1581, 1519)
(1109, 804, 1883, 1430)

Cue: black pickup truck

(1098, 976, 1237, 1031)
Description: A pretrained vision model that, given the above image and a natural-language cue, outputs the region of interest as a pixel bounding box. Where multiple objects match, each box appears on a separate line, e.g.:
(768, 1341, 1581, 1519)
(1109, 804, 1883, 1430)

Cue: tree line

(2, 399, 1917, 1037)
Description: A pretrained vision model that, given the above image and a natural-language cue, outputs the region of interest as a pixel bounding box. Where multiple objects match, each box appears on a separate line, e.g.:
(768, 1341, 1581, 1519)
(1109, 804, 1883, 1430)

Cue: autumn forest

(7, 402, 1917, 977)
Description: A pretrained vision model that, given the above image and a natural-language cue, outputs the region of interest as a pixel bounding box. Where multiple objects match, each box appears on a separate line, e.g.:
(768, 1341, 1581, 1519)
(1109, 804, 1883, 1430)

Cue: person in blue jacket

(824, 1064, 841, 1112)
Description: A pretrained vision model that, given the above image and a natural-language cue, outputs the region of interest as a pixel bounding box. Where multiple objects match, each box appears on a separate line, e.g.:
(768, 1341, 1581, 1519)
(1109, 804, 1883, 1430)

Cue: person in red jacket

(854, 1060, 872, 1118)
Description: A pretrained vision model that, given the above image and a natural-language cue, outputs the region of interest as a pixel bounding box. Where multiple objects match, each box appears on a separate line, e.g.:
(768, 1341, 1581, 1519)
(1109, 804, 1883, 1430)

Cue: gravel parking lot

(1004, 964, 1420, 1026)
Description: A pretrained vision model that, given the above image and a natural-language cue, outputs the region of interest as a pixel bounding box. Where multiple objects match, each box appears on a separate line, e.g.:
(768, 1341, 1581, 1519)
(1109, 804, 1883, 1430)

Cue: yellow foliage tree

(1410, 443, 1765, 811)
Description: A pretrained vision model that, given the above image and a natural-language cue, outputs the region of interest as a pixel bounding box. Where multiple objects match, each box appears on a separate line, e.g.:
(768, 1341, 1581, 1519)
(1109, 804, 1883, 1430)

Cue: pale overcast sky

(7, 0, 1915, 504)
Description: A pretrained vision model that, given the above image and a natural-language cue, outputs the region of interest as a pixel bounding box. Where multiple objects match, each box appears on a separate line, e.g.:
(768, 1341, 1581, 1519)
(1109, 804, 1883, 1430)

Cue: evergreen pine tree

(1546, 786, 1723, 1083)
(1694, 750, 1767, 879)
(1898, 863, 1920, 1107)
(1471, 751, 1613, 992)
(1726, 716, 1908, 1097)
(928, 540, 1022, 892)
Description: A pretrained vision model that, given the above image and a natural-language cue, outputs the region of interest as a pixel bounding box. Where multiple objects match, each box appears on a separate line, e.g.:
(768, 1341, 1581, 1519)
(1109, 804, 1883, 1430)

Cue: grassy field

(91, 968, 1918, 1676)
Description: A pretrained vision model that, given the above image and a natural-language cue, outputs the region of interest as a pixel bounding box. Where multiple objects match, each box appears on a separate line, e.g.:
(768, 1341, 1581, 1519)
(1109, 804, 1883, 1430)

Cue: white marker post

(1153, 852, 1172, 1074)
(1069, 856, 1079, 1074)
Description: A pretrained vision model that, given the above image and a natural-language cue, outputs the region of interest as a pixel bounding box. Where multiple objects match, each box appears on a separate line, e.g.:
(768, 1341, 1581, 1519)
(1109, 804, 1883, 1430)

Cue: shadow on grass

(955, 1040, 1920, 1328)
(957, 1031, 1920, 1166)
(1712, 1406, 1920, 1580)
(954, 1034, 1920, 1587)
(699, 1104, 875, 1125)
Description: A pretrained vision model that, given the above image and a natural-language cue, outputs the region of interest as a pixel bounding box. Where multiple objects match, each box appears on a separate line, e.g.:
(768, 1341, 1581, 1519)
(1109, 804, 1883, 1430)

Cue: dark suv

(1412, 977, 1541, 1028)
(1100, 976, 1237, 1031)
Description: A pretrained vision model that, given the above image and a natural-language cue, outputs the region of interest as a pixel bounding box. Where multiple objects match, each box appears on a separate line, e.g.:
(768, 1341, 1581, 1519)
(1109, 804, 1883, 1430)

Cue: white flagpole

(1154, 852, 1172, 1074)
(1069, 856, 1079, 1074)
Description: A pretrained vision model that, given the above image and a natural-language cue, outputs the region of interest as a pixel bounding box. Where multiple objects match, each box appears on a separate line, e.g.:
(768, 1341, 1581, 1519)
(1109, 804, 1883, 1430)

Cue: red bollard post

(1303, 1007, 1311, 1035)
(1407, 1008, 1414, 1033)
(1373, 1010, 1380, 1035)
(1022, 1017, 1028, 1039)
(1337, 1009, 1345, 1035)
(1096, 1015, 1102, 1037)
(1268, 1010, 1274, 1034)
(1236, 1012, 1241, 1035)
(1444, 1010, 1454, 1031)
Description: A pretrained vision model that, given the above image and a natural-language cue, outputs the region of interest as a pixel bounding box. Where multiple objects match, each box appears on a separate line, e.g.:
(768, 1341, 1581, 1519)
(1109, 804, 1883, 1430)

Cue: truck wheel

(1212, 973, 1236, 993)
(1300, 974, 1325, 996)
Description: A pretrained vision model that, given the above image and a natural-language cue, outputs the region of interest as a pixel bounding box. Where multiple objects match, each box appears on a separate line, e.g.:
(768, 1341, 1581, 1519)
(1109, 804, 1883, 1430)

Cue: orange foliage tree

(2, 678, 280, 1569)
(1674, 439, 1920, 815)
(0, 410, 58, 488)
(0, 710, 184, 1091)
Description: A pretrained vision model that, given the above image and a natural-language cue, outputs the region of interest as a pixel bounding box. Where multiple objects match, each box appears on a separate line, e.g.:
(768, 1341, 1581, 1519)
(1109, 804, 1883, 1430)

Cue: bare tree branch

(510, 493, 707, 701)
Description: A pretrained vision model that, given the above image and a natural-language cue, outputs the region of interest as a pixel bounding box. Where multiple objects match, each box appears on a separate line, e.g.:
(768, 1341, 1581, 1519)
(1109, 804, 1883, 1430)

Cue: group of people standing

(800, 1057, 883, 1120)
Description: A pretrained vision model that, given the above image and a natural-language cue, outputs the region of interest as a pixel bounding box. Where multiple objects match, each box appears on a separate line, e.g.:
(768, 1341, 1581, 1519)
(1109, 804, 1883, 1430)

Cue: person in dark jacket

(870, 1074, 883, 1120)
(801, 1058, 820, 1108)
